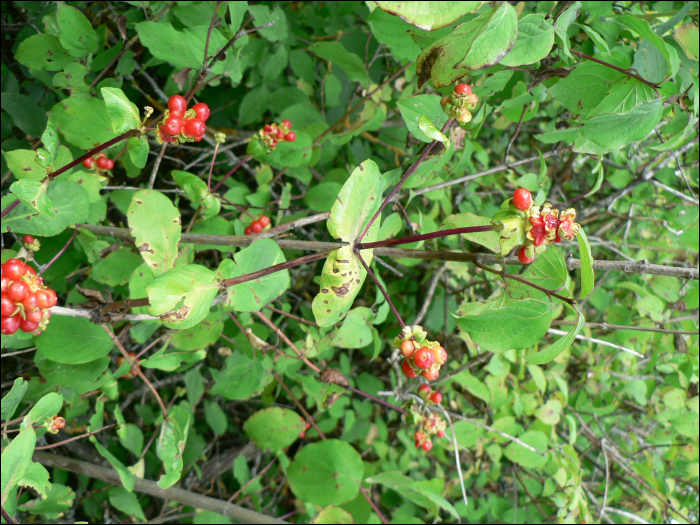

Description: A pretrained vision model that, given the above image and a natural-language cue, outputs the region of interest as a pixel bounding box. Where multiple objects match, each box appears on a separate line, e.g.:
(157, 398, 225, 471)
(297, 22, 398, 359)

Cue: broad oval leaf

(375, 1, 483, 30)
(102, 87, 141, 135)
(156, 404, 190, 489)
(36, 316, 114, 364)
(525, 311, 585, 364)
(499, 14, 554, 67)
(243, 407, 305, 453)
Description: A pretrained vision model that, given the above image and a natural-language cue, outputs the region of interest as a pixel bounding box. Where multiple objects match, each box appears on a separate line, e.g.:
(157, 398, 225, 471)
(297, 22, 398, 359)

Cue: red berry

(1, 276, 9, 293)
(431, 346, 448, 365)
(168, 95, 188, 114)
(258, 216, 270, 227)
(244, 226, 253, 236)
(1, 315, 21, 335)
(401, 359, 418, 378)
(276, 131, 285, 140)
(1, 294, 16, 317)
(192, 103, 210, 122)
(437, 430, 445, 438)
(421, 441, 433, 451)
(305, 422, 311, 429)
(106, 159, 114, 170)
(299, 431, 306, 438)
(415, 440, 421, 448)
(163, 116, 184, 135)
(250, 221, 264, 234)
(264, 125, 272, 132)
(429, 392, 443, 404)
(7, 281, 29, 302)
(96, 152, 106, 158)
(184, 118, 206, 137)
(52, 416, 66, 429)
(171, 110, 182, 118)
(35, 289, 56, 309)
(400, 340, 415, 358)
(23, 235, 34, 244)
(19, 318, 38, 333)
(32, 329, 42, 337)
(96, 156, 111, 170)
(25, 308, 44, 323)
(454, 83, 472, 94)
(423, 368, 440, 381)
(414, 431, 425, 441)
(417, 384, 431, 395)
(284, 132, 296, 142)
(282, 120, 292, 129)
(413, 347, 435, 370)
(116, 355, 125, 366)
(82, 157, 95, 169)
(22, 292, 38, 311)
(518, 246, 535, 264)
(512, 188, 532, 211)
(3, 259, 27, 281)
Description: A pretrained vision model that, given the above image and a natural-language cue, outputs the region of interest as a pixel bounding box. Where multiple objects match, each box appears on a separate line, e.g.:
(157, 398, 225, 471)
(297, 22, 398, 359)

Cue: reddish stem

(211, 154, 252, 194)
(356, 119, 453, 242)
(40, 229, 77, 274)
(354, 248, 405, 328)
(357, 224, 503, 250)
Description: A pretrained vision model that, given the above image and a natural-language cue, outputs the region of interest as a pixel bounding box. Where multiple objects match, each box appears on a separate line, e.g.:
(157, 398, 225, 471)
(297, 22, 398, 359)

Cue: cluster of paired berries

(45, 415, 66, 434)
(299, 422, 311, 439)
(22, 234, 40, 252)
(510, 188, 581, 264)
(413, 385, 448, 451)
(394, 325, 447, 381)
(244, 216, 271, 235)
(1, 257, 56, 336)
(156, 95, 210, 145)
(441, 83, 479, 124)
(116, 352, 140, 379)
(82, 151, 114, 171)
(246, 120, 295, 156)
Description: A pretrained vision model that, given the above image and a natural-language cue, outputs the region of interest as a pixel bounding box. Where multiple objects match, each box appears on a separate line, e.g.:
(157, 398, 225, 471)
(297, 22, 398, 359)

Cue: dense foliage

(1, 1, 698, 523)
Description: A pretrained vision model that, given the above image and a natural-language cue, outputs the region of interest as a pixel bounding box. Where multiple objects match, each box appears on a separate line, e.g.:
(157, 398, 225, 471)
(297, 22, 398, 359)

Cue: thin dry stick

(476, 262, 575, 305)
(438, 405, 468, 506)
(447, 412, 545, 455)
(148, 143, 168, 189)
(513, 466, 555, 522)
(255, 312, 321, 373)
(550, 320, 697, 335)
(600, 438, 611, 522)
(227, 457, 277, 503)
(36, 425, 115, 450)
(414, 265, 446, 325)
(101, 324, 169, 418)
(354, 249, 405, 327)
(547, 328, 644, 358)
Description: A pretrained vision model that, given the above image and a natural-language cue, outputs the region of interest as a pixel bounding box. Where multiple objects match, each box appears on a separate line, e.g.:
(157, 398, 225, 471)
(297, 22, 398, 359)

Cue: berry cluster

(299, 421, 311, 439)
(22, 234, 40, 252)
(244, 216, 271, 236)
(1, 258, 56, 336)
(45, 415, 66, 434)
(440, 83, 479, 124)
(509, 188, 581, 264)
(116, 352, 140, 379)
(246, 120, 296, 156)
(412, 387, 448, 451)
(394, 325, 447, 381)
(82, 151, 114, 171)
(156, 95, 209, 145)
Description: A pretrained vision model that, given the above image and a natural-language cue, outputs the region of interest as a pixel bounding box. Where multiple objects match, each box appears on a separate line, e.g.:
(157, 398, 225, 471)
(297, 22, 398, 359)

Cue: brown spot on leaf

(322, 288, 329, 293)
(320, 367, 349, 388)
(135, 200, 143, 204)
(138, 243, 155, 254)
(359, 165, 364, 171)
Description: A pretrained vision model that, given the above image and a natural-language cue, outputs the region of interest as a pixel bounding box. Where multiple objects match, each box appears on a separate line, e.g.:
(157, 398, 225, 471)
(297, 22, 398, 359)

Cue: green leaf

(500, 14, 554, 67)
(9, 180, 55, 218)
(248, 4, 289, 42)
(18, 483, 74, 518)
(141, 348, 206, 371)
(456, 297, 552, 351)
(327, 159, 385, 243)
(48, 96, 114, 149)
(36, 316, 113, 364)
(548, 61, 625, 116)
(609, 15, 671, 76)
(127, 135, 149, 169)
(578, 100, 663, 149)
(455, 3, 517, 70)
(91, 247, 143, 286)
(415, 11, 493, 88)
(502, 430, 548, 468)
(2, 180, 89, 236)
(366, 471, 459, 519)
(101, 87, 141, 135)
(156, 404, 191, 489)
(573, 23, 609, 54)
(309, 42, 369, 88)
(127, 190, 181, 277)
(375, 1, 483, 30)
(367, 8, 422, 65)
(287, 440, 363, 506)
(304, 182, 344, 212)
(397, 95, 449, 143)
(507, 245, 569, 302)
(108, 487, 147, 522)
(210, 351, 273, 401)
(417, 115, 448, 143)
(525, 312, 585, 364)
(56, 4, 99, 58)
(204, 400, 228, 436)
(18, 463, 51, 500)
(330, 307, 374, 348)
(312, 506, 354, 524)
(219, 239, 290, 312)
(41, 119, 59, 159)
(1, 378, 28, 421)
(2, 149, 50, 182)
(1, 93, 48, 137)
(22, 393, 63, 429)
(670, 412, 699, 437)
(93, 441, 135, 492)
(674, 23, 699, 60)
(440, 212, 500, 253)
(170, 312, 224, 351)
(146, 264, 220, 330)
(576, 229, 595, 300)
(243, 407, 305, 453)
(1, 427, 36, 507)
(15, 34, 75, 71)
